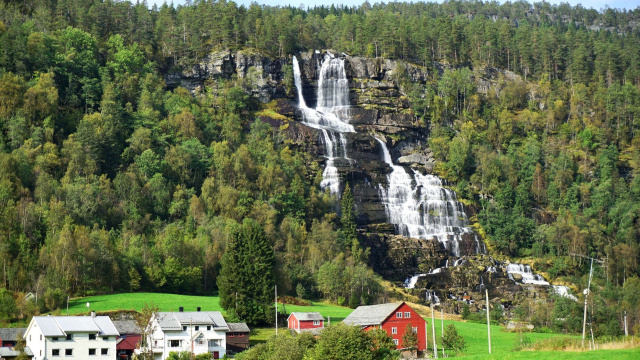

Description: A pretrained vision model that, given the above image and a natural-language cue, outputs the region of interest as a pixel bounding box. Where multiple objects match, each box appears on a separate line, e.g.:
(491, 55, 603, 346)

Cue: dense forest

(0, 0, 639, 333)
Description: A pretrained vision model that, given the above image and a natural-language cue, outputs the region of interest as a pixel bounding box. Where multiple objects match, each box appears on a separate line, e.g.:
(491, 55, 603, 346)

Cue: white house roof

(112, 320, 142, 335)
(30, 316, 119, 337)
(342, 302, 403, 326)
(288, 312, 324, 321)
(156, 312, 228, 331)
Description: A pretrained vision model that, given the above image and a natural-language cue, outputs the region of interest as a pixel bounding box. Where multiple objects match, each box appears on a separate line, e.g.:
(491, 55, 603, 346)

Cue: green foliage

(304, 323, 374, 360)
(442, 324, 467, 355)
(218, 219, 275, 326)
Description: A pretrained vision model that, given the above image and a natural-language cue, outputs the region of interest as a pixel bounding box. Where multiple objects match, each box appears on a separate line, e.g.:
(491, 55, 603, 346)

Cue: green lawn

(66, 293, 639, 359)
(67, 293, 222, 314)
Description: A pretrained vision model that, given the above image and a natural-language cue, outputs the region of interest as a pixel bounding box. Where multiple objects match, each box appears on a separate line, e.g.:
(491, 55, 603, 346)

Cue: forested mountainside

(0, 0, 639, 333)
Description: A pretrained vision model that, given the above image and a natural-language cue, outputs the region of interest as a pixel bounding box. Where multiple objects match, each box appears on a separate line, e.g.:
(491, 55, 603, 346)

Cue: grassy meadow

(66, 293, 639, 359)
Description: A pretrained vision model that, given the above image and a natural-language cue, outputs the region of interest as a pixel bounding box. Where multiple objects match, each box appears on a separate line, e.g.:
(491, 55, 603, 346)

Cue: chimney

(91, 311, 96, 318)
(197, 307, 201, 312)
(179, 307, 184, 312)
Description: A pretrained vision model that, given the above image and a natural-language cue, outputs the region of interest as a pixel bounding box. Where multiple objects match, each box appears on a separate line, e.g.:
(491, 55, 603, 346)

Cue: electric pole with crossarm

(571, 253, 604, 349)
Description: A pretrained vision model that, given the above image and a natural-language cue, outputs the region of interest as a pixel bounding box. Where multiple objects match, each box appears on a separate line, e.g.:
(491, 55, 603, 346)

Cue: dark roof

(227, 323, 250, 333)
(342, 302, 403, 326)
(116, 334, 141, 350)
(0, 346, 33, 357)
(112, 320, 142, 335)
(0, 328, 26, 341)
(289, 312, 324, 321)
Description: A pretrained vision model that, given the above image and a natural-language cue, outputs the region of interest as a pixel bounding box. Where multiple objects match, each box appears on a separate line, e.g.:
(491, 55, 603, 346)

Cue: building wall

(26, 328, 116, 360)
(287, 316, 298, 330)
(379, 303, 427, 351)
(226, 332, 249, 354)
(299, 320, 323, 330)
(25, 325, 44, 360)
(148, 318, 226, 360)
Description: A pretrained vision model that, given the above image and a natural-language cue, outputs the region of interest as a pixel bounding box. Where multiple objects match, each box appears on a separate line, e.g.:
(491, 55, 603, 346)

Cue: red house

(287, 312, 325, 333)
(112, 320, 142, 360)
(343, 302, 427, 351)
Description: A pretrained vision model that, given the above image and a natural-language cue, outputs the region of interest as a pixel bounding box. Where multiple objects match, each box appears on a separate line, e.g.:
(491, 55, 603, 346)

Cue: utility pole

(486, 289, 491, 354)
(441, 308, 444, 358)
(624, 311, 628, 338)
(275, 285, 278, 335)
(571, 254, 604, 349)
(431, 305, 438, 359)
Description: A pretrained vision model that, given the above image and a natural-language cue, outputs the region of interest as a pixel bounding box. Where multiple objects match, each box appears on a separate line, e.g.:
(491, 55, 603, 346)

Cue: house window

(89, 348, 96, 355)
(40, 334, 42, 340)
(170, 340, 181, 348)
(154, 340, 158, 347)
(197, 338, 205, 345)
(183, 326, 187, 331)
(66, 334, 73, 340)
(207, 326, 211, 331)
(208, 339, 221, 347)
(412, 327, 418, 333)
(393, 339, 399, 346)
(405, 312, 411, 318)
(89, 334, 97, 340)
(65, 349, 73, 356)
(195, 326, 199, 331)
(103, 337, 109, 341)
(52, 349, 60, 356)
(313, 320, 320, 326)
(396, 312, 403, 318)
(229, 334, 235, 337)
(391, 327, 397, 334)
(52, 337, 59, 341)
(101, 348, 108, 355)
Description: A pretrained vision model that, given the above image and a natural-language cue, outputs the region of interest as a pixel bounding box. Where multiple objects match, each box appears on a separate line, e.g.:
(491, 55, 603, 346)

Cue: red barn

(343, 302, 427, 351)
(287, 312, 324, 333)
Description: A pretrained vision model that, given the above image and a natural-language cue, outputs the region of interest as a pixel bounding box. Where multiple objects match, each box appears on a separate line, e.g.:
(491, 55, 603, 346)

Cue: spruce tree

(217, 219, 275, 326)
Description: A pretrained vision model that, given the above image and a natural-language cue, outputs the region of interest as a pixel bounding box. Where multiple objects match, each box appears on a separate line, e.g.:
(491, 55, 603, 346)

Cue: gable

(380, 303, 426, 326)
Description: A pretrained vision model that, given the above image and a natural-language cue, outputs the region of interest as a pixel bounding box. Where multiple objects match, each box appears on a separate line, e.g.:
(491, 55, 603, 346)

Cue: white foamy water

(506, 263, 549, 285)
(293, 54, 354, 194)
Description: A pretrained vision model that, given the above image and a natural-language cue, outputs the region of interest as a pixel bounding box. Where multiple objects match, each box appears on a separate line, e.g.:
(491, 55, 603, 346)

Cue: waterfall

(506, 263, 549, 285)
(552, 285, 578, 301)
(375, 137, 483, 257)
(292, 54, 354, 195)
(404, 274, 427, 289)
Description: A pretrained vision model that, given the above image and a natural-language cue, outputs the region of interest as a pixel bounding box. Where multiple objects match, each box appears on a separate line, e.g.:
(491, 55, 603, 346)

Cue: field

(67, 293, 639, 359)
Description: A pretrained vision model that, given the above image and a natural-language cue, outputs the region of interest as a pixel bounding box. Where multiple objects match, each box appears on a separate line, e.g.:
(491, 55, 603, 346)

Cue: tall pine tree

(217, 218, 275, 326)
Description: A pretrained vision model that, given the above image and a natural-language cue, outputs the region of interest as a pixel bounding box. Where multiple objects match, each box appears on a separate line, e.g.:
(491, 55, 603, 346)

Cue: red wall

(287, 315, 323, 330)
(377, 303, 427, 351)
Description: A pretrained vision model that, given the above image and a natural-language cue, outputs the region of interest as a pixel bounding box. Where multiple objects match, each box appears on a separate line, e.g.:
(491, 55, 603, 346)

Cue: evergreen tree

(218, 219, 275, 326)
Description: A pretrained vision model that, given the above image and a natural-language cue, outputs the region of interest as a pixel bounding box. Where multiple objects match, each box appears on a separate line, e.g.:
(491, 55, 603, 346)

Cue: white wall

(26, 328, 116, 360)
(25, 325, 44, 360)
(147, 319, 226, 359)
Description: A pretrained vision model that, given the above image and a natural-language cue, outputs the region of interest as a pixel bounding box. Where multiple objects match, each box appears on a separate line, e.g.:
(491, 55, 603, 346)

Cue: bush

(44, 288, 66, 312)
(442, 324, 467, 355)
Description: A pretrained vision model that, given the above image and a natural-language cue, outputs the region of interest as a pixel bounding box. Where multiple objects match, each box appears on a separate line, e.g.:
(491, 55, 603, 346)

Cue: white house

(24, 313, 119, 360)
(146, 309, 228, 360)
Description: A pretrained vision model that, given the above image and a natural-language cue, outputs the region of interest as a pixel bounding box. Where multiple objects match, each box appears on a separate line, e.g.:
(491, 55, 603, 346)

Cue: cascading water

(506, 263, 550, 285)
(292, 54, 354, 195)
(375, 137, 484, 257)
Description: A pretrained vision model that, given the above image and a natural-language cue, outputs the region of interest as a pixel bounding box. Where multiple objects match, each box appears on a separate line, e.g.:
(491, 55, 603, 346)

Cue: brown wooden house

(225, 323, 249, 355)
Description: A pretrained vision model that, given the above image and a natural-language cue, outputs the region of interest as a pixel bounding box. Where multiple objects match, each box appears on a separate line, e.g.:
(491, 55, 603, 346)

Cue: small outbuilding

(225, 323, 250, 355)
(287, 312, 324, 333)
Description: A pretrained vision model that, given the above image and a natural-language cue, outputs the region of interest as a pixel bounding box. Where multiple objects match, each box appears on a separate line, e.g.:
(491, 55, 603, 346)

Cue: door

(212, 351, 219, 359)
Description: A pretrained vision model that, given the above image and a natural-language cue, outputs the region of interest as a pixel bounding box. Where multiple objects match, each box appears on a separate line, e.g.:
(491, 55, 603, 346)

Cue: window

(89, 334, 96, 340)
(52, 349, 60, 356)
(52, 337, 59, 341)
(66, 334, 73, 340)
(412, 327, 418, 333)
(154, 340, 158, 347)
(183, 326, 187, 331)
(40, 334, 42, 340)
(103, 337, 109, 341)
(65, 349, 73, 356)
(313, 320, 320, 326)
(393, 339, 399, 346)
(208, 339, 221, 347)
(170, 340, 181, 348)
(195, 326, 199, 331)
(405, 312, 411, 318)
(101, 348, 108, 355)
(207, 326, 211, 331)
(391, 327, 397, 334)
(197, 338, 205, 346)
(89, 348, 96, 355)
(396, 312, 403, 318)
(228, 334, 234, 337)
